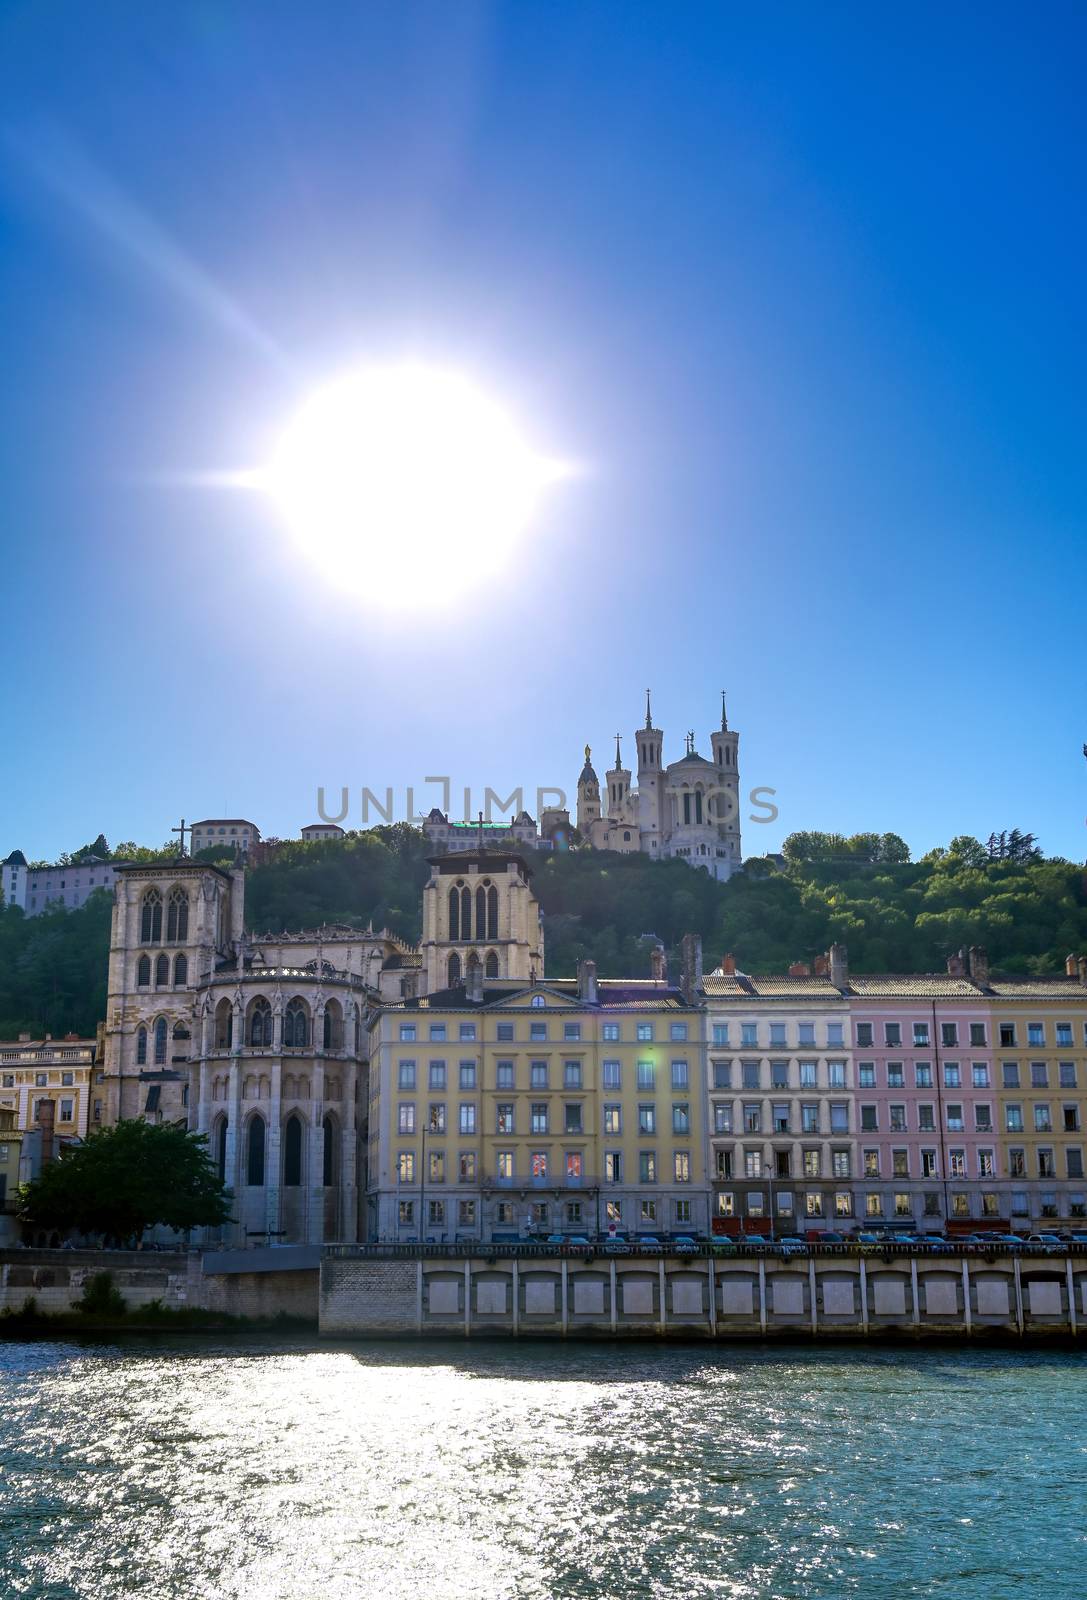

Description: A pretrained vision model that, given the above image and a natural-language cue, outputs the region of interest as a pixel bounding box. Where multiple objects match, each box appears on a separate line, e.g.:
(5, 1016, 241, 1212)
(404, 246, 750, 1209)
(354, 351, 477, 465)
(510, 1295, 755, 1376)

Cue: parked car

(1025, 1233, 1063, 1252)
(987, 1233, 1025, 1248)
(672, 1235, 700, 1255)
(855, 1232, 882, 1249)
(743, 1235, 773, 1250)
(636, 1235, 663, 1253)
(1067, 1233, 1087, 1245)
(778, 1235, 808, 1254)
(710, 1235, 737, 1254)
(918, 1235, 953, 1251)
(545, 1234, 567, 1248)
(817, 1232, 847, 1246)
(567, 1236, 592, 1248)
(603, 1236, 632, 1254)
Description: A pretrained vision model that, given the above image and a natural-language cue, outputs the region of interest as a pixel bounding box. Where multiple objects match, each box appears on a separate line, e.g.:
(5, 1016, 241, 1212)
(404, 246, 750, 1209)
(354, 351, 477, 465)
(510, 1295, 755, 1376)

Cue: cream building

(577, 692, 742, 880)
(0, 1034, 97, 1140)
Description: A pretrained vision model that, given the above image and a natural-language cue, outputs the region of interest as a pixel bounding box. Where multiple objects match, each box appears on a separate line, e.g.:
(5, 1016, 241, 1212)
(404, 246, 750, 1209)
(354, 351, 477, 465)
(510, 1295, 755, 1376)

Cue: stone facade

(320, 1246, 1087, 1340)
(419, 848, 545, 992)
(100, 859, 420, 1246)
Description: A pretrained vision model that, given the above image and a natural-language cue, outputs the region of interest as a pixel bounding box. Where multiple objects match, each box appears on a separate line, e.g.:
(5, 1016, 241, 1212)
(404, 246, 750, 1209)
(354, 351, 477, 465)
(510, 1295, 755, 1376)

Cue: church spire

(721, 689, 728, 732)
(645, 688, 654, 729)
(614, 732, 622, 769)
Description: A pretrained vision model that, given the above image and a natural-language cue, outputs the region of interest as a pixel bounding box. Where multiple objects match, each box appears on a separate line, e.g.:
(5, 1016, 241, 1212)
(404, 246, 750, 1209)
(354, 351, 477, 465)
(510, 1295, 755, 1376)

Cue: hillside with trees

(0, 826, 1084, 1038)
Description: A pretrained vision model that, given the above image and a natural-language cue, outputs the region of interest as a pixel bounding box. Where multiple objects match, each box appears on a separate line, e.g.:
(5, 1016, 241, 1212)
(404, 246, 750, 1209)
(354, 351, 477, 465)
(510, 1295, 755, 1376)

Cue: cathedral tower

(420, 848, 545, 992)
(102, 860, 241, 1125)
(709, 689, 742, 869)
(636, 690, 665, 853)
(605, 733, 631, 816)
(576, 745, 601, 835)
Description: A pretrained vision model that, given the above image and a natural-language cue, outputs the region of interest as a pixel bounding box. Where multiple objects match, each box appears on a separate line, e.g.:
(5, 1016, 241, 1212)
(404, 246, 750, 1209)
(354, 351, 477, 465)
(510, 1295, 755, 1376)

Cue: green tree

(18, 1120, 232, 1243)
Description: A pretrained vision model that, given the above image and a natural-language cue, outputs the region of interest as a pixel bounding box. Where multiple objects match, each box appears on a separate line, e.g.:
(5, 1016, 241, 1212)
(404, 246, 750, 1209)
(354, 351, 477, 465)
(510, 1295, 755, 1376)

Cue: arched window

(174, 953, 188, 987)
(448, 886, 460, 940)
(246, 1116, 265, 1186)
(249, 997, 272, 1048)
(466, 951, 480, 979)
(155, 953, 169, 988)
(695, 789, 703, 824)
(283, 999, 308, 1049)
(136, 955, 151, 988)
(136, 1026, 147, 1065)
(476, 886, 487, 943)
(448, 952, 462, 986)
(283, 1115, 303, 1186)
(484, 950, 499, 979)
(323, 1000, 343, 1051)
(461, 886, 472, 939)
(154, 1017, 168, 1065)
(140, 889, 162, 943)
(215, 1117, 228, 1181)
(487, 885, 498, 940)
(322, 1113, 336, 1187)
(215, 999, 233, 1050)
(167, 887, 189, 942)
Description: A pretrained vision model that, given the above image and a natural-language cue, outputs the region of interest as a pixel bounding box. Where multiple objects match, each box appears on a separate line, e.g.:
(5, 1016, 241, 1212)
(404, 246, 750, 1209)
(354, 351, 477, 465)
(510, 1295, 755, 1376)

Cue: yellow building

(367, 850, 707, 1242)
(0, 1033, 97, 1141)
(991, 965, 1087, 1229)
(0, 1109, 23, 1242)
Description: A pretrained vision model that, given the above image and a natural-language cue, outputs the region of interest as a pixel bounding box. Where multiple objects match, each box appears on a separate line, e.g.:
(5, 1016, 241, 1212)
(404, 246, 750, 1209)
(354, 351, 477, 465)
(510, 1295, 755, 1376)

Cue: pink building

(850, 974, 1000, 1231)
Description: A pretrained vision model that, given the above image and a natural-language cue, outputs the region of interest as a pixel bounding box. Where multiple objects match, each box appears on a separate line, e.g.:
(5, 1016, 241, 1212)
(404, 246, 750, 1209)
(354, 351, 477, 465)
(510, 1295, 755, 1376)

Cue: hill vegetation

(1, 827, 1084, 1038)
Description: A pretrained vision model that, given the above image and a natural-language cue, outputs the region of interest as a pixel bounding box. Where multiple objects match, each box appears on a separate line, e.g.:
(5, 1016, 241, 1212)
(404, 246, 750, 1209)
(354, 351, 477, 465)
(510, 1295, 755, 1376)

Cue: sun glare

(258, 363, 566, 605)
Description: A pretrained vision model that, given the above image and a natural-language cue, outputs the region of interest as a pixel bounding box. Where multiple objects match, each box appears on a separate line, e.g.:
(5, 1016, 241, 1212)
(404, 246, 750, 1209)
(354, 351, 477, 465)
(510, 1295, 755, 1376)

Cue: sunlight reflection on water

(1, 1340, 1084, 1599)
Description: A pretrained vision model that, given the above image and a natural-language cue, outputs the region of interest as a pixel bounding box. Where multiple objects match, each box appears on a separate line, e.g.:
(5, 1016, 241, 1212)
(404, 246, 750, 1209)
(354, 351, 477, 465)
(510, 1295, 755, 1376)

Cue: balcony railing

(480, 1172, 600, 1193)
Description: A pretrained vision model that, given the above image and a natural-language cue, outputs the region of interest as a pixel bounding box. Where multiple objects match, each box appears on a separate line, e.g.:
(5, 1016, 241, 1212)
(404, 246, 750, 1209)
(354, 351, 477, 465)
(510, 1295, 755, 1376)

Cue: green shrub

(77, 1272, 126, 1316)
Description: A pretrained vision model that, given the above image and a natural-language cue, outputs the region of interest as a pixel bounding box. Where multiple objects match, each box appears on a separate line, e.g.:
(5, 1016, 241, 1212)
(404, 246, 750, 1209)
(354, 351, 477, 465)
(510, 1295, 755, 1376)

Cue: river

(1, 1338, 1083, 1598)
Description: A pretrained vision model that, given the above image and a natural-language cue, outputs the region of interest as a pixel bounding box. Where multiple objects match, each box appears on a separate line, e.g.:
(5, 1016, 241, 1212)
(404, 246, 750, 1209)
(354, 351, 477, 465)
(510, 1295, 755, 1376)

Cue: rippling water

(1, 1337, 1084, 1599)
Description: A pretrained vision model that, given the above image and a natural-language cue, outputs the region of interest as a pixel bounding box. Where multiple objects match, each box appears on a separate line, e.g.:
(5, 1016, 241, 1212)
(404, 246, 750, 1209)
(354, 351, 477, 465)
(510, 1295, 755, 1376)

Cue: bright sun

(258, 362, 566, 604)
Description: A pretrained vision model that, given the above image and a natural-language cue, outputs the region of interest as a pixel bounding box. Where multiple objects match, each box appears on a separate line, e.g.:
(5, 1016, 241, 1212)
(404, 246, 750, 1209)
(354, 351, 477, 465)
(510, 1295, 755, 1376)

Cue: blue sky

(0, 3, 1084, 863)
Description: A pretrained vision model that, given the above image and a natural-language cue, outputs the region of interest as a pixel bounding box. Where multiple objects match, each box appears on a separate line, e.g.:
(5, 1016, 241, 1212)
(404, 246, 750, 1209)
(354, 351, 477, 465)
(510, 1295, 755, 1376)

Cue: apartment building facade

(367, 965, 707, 1243)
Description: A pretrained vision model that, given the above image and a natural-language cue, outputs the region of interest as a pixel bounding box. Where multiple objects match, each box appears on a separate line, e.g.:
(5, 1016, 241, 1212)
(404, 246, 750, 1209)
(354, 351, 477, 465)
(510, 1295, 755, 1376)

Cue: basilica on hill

(576, 692, 742, 881)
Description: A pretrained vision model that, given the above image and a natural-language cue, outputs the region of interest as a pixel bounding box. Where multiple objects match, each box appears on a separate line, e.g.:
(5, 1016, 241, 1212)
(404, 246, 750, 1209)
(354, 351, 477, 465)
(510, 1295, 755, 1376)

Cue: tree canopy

(18, 1119, 231, 1242)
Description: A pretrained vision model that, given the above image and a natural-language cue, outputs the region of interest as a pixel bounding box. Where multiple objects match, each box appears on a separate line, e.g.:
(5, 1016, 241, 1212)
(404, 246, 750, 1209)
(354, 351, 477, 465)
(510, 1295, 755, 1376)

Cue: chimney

(650, 944, 667, 983)
(947, 950, 966, 978)
(680, 933, 703, 1003)
(788, 962, 811, 978)
(1066, 954, 1079, 978)
(1078, 955, 1087, 987)
(813, 955, 829, 977)
(18, 1032, 30, 1043)
(720, 953, 736, 976)
(967, 945, 990, 988)
(37, 1097, 56, 1168)
(466, 961, 484, 1003)
(578, 958, 597, 1005)
(829, 942, 849, 990)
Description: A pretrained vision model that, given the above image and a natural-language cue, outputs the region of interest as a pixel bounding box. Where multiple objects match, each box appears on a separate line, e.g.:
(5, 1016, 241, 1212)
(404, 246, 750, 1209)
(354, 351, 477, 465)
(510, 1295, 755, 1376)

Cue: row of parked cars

(541, 1230, 1087, 1255)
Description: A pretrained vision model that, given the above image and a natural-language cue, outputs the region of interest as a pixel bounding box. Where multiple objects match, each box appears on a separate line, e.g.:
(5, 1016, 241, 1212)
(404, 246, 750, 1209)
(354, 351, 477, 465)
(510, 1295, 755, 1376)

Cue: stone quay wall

(0, 1249, 319, 1322)
(320, 1247, 1087, 1340)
